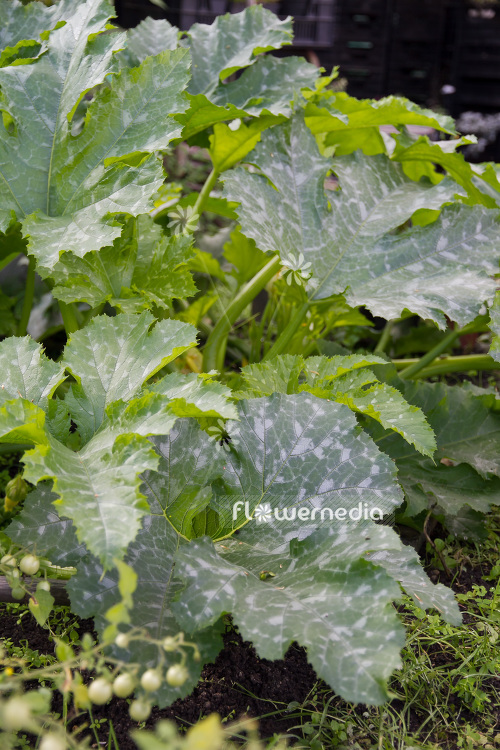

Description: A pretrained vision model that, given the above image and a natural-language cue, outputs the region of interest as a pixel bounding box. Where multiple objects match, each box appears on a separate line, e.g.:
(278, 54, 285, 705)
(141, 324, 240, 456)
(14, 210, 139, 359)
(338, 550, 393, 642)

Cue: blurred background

(114, 0, 500, 162)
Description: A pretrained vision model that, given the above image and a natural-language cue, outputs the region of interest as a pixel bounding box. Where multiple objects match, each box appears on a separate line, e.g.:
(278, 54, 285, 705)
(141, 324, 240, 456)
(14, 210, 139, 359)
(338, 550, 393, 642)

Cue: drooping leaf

(0, 0, 191, 274)
(224, 114, 499, 328)
(119, 16, 179, 68)
(187, 6, 292, 97)
(0, 336, 66, 411)
(173, 525, 405, 705)
(62, 312, 197, 442)
(305, 93, 456, 156)
(51, 216, 196, 311)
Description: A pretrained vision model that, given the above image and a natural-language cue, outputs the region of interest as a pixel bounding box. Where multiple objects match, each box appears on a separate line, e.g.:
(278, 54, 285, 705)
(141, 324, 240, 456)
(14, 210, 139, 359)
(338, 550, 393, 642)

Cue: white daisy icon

(281, 252, 312, 286)
(254, 503, 273, 523)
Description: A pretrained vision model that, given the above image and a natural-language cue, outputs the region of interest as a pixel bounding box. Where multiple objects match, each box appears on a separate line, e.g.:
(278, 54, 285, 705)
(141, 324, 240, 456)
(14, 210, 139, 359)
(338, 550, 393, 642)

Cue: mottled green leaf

(0, 336, 65, 411)
(62, 312, 196, 443)
(7, 484, 87, 567)
(368, 547, 461, 625)
(489, 292, 500, 362)
(173, 526, 405, 704)
(149, 372, 238, 420)
(224, 114, 498, 328)
(119, 16, 178, 68)
(240, 355, 435, 457)
(187, 6, 292, 97)
(210, 392, 403, 536)
(51, 216, 196, 311)
(0, 0, 191, 273)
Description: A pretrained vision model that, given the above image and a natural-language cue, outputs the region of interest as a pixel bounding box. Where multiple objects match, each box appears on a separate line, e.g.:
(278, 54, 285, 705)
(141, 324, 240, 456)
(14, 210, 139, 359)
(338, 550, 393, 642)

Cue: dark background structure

(114, 0, 500, 119)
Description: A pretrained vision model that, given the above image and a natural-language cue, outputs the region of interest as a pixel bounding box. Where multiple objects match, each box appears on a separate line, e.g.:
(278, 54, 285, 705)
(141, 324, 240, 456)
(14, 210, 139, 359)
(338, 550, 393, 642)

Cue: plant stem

(414, 354, 498, 379)
(58, 301, 80, 335)
(374, 318, 396, 354)
(192, 168, 219, 219)
(398, 327, 463, 379)
(17, 255, 36, 337)
(203, 256, 281, 372)
(262, 302, 310, 361)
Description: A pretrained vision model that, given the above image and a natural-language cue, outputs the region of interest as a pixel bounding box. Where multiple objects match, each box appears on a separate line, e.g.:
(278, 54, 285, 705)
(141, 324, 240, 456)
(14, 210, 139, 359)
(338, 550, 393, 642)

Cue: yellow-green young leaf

(0, 0, 191, 274)
(62, 312, 197, 442)
(224, 113, 500, 328)
(209, 121, 266, 173)
(223, 229, 268, 284)
(391, 134, 497, 208)
(304, 93, 456, 156)
(103, 559, 138, 639)
(0, 399, 47, 446)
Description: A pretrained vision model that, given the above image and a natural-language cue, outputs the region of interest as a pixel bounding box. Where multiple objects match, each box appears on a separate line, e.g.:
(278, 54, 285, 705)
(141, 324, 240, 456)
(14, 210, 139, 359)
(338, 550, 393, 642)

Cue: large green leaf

(187, 6, 292, 97)
(62, 312, 197, 443)
(50, 215, 196, 311)
(141, 420, 223, 539)
(0, 336, 65, 411)
(223, 114, 499, 328)
(209, 392, 403, 537)
(173, 526, 405, 705)
(0, 398, 47, 446)
(0, 0, 190, 272)
(304, 93, 456, 156)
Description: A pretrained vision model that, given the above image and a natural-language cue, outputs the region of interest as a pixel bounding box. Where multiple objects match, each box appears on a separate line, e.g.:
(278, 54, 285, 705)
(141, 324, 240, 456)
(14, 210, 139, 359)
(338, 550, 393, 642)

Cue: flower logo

(167, 205, 199, 235)
(281, 252, 312, 286)
(254, 503, 273, 523)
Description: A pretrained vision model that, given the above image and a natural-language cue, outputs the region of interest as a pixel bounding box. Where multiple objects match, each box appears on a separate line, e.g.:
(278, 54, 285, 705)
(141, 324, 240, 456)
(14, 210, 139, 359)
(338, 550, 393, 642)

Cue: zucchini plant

(1, 0, 500, 715)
